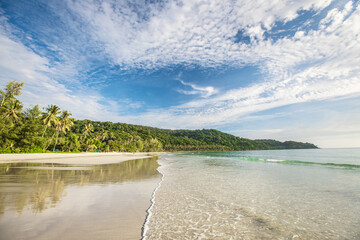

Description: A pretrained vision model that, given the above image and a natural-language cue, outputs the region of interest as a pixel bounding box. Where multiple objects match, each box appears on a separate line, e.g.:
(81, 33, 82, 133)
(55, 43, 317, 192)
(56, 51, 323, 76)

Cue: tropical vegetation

(0, 80, 317, 153)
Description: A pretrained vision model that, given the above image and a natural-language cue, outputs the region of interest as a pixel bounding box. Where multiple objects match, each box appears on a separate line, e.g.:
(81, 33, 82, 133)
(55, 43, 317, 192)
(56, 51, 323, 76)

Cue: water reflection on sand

(0, 157, 160, 240)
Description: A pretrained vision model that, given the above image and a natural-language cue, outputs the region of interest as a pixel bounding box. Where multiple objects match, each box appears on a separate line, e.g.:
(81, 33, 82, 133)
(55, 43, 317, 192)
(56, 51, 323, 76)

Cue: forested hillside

(0, 81, 317, 153)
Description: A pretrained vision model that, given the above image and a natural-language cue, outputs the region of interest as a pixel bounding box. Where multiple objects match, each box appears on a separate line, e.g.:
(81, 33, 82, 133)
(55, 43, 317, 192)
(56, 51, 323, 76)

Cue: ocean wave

(237, 157, 360, 169)
(278, 160, 360, 169)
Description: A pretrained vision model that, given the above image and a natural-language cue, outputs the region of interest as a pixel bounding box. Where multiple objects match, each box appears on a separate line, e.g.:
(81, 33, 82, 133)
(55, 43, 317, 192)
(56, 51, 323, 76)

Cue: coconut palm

(45, 118, 59, 150)
(108, 132, 115, 140)
(53, 111, 74, 152)
(41, 105, 60, 137)
(65, 133, 79, 152)
(0, 100, 23, 135)
(0, 80, 25, 107)
(101, 131, 108, 141)
(82, 123, 94, 140)
(1, 100, 23, 122)
(60, 111, 73, 133)
(85, 138, 97, 152)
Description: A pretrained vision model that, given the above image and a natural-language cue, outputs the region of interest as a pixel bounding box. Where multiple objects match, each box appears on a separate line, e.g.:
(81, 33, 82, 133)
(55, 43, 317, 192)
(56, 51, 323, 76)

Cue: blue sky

(1, 0, 360, 148)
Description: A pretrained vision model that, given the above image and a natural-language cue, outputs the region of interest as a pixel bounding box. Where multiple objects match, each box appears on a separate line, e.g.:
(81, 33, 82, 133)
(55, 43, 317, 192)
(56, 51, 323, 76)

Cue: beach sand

(0, 152, 153, 164)
(0, 152, 161, 240)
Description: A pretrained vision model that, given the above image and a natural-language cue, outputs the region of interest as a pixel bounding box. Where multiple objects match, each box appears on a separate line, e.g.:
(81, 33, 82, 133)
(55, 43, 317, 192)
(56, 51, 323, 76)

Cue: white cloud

(67, 0, 333, 69)
(0, 20, 123, 122)
(66, 0, 360, 104)
(118, 1, 360, 126)
(178, 80, 218, 98)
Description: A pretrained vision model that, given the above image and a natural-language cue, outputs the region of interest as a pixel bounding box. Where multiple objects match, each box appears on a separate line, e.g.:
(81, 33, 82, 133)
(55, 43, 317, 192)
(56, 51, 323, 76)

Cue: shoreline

(0, 152, 157, 165)
(142, 156, 165, 239)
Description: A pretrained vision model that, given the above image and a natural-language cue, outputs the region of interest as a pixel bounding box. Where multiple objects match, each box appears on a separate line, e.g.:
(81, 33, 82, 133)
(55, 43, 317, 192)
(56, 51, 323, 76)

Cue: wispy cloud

(178, 80, 218, 98)
(106, 0, 360, 131)
(67, 0, 333, 69)
(66, 0, 360, 105)
(0, 17, 122, 122)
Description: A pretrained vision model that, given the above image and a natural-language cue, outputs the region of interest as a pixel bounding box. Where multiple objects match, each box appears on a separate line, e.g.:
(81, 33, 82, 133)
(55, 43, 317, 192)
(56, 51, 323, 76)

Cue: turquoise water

(144, 149, 360, 239)
(194, 148, 360, 168)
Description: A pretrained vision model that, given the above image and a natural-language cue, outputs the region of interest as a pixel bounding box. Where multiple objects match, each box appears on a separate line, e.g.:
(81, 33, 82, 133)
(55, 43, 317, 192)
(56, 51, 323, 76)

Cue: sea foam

(141, 158, 166, 240)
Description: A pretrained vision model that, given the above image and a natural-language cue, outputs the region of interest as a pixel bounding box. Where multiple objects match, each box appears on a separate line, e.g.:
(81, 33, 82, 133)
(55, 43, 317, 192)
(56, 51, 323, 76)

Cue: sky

(0, 0, 360, 148)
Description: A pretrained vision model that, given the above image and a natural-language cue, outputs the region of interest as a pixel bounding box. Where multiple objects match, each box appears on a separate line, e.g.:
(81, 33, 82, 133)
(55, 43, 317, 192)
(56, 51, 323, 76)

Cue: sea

(1, 149, 359, 239)
(144, 148, 360, 239)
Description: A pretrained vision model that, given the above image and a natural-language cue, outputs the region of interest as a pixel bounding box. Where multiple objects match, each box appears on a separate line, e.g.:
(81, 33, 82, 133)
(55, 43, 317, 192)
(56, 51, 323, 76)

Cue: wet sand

(0, 153, 161, 240)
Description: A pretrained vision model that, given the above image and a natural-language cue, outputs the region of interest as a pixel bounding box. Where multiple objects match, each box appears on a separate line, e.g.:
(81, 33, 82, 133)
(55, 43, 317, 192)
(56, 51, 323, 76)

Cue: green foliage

(68, 120, 317, 152)
(0, 80, 318, 153)
(0, 80, 25, 107)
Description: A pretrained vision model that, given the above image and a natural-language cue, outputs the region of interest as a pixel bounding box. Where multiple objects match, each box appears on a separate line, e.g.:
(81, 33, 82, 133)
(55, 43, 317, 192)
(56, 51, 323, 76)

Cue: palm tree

(101, 131, 108, 141)
(41, 105, 60, 137)
(85, 138, 97, 152)
(45, 117, 59, 150)
(53, 111, 74, 152)
(65, 133, 79, 152)
(109, 132, 115, 140)
(0, 80, 25, 107)
(82, 123, 94, 140)
(2, 100, 23, 122)
(0, 100, 23, 134)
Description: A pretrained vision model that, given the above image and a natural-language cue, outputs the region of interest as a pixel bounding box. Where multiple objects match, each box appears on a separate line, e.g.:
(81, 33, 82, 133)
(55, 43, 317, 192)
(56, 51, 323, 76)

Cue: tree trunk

(41, 125, 48, 138)
(45, 132, 56, 150)
(0, 96, 5, 107)
(53, 130, 60, 152)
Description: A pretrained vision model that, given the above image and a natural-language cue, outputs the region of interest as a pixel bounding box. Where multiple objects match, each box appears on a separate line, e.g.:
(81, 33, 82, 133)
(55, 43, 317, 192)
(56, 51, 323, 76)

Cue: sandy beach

(0, 152, 154, 165)
(0, 152, 161, 240)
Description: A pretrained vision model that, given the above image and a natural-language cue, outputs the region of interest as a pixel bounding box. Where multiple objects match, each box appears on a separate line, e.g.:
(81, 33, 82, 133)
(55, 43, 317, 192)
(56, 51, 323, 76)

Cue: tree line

(0, 80, 317, 153)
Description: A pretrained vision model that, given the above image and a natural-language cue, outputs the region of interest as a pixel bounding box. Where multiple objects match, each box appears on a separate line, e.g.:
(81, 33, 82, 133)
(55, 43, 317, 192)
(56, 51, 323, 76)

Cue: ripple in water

(144, 150, 360, 239)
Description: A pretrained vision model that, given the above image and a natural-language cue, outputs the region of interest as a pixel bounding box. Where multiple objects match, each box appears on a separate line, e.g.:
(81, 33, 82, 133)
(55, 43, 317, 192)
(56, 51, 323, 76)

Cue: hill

(71, 120, 318, 152)
(0, 80, 317, 153)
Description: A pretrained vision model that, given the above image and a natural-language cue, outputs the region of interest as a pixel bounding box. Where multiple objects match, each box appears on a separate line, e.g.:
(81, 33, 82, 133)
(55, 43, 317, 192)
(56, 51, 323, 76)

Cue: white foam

(266, 159, 285, 162)
(141, 158, 166, 239)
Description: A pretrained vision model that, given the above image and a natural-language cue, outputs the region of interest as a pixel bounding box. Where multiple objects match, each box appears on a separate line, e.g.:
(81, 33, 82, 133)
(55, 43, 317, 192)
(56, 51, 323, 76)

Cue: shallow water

(144, 149, 360, 239)
(0, 157, 160, 240)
